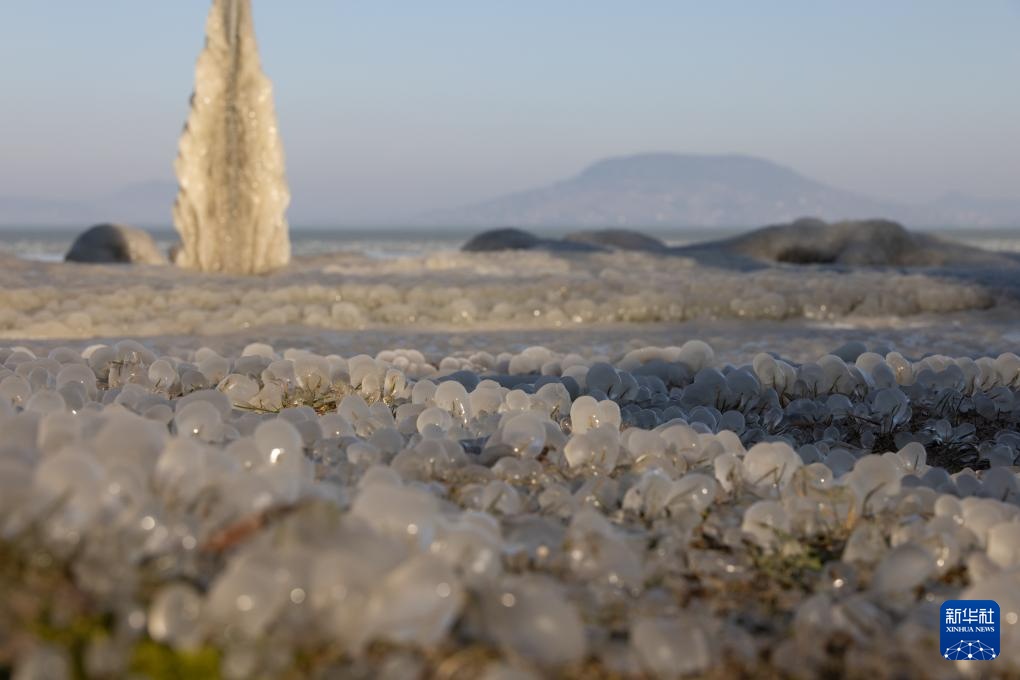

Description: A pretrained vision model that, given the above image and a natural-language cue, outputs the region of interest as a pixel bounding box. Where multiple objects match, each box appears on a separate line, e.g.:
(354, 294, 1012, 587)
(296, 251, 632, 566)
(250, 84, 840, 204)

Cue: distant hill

(3, 153, 1019, 228)
(422, 153, 1020, 228)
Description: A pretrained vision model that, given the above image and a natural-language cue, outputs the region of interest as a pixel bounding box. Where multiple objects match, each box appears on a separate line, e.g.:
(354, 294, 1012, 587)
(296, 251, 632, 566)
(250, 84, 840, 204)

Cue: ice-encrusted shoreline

(3, 233, 1020, 677)
(2, 334, 1020, 678)
(0, 244, 1009, 342)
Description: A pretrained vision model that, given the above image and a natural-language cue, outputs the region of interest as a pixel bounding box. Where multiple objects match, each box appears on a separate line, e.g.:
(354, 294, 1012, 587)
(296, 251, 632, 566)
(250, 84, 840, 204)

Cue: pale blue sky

(0, 1, 1018, 222)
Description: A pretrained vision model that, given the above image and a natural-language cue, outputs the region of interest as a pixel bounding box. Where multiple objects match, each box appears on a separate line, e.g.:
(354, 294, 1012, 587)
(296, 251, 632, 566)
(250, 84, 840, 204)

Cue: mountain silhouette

(422, 153, 1020, 228)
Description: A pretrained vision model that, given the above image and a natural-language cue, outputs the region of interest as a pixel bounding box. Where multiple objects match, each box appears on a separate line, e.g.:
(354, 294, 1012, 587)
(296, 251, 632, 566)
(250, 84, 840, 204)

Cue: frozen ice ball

(204, 561, 286, 639)
(364, 554, 464, 648)
(148, 359, 178, 391)
(434, 381, 471, 419)
(500, 413, 547, 458)
(350, 482, 439, 549)
(741, 500, 790, 549)
(631, 615, 711, 679)
(480, 576, 587, 667)
(669, 473, 718, 513)
(148, 583, 204, 650)
(742, 442, 803, 491)
(254, 419, 304, 466)
(870, 543, 934, 594)
(987, 521, 1020, 568)
(416, 406, 454, 435)
(55, 364, 97, 399)
(25, 390, 66, 414)
(174, 400, 222, 440)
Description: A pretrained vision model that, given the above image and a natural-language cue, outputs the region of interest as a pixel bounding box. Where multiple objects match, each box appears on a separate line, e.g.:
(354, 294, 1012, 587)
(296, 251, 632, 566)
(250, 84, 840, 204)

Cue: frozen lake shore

(3, 231, 1020, 677)
(0, 231, 1017, 349)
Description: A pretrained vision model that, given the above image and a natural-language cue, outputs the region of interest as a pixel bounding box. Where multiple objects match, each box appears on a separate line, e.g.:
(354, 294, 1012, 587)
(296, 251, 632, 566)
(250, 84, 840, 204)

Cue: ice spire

(173, 0, 291, 274)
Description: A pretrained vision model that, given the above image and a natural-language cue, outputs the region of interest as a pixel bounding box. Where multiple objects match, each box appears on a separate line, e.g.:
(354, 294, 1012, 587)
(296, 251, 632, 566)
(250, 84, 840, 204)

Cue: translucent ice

(3, 337, 1020, 675)
(350, 481, 439, 549)
(987, 522, 1020, 568)
(870, 543, 934, 593)
(499, 412, 547, 458)
(742, 442, 803, 491)
(148, 583, 204, 650)
(631, 615, 711, 678)
(173, 0, 291, 274)
(742, 500, 790, 549)
(480, 576, 587, 667)
(364, 554, 464, 648)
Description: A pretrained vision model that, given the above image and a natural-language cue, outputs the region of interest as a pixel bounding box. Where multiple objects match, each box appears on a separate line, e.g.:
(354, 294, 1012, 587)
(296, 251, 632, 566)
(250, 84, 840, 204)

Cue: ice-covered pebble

(0, 337, 1018, 677)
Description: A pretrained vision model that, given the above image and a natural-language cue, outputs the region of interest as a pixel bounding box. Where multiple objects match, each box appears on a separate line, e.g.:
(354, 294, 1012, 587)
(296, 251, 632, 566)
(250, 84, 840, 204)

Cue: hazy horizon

(1, 1, 1019, 224)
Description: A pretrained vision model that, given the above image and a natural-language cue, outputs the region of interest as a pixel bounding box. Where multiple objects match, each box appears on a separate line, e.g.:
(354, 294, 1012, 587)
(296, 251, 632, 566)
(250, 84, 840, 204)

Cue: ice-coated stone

(430, 512, 502, 585)
(567, 508, 643, 587)
(669, 473, 718, 513)
(173, 0, 291, 274)
(742, 500, 790, 549)
(33, 450, 106, 530)
(350, 481, 439, 549)
(174, 399, 222, 440)
(570, 395, 621, 434)
(4, 336, 1020, 676)
(742, 442, 802, 491)
(434, 380, 471, 419)
(253, 418, 303, 465)
(961, 497, 1013, 548)
(364, 554, 464, 648)
(563, 426, 619, 471)
(631, 615, 711, 678)
(93, 412, 167, 467)
(848, 455, 903, 511)
(204, 560, 286, 639)
(870, 543, 935, 593)
(987, 522, 1020, 568)
(480, 576, 587, 667)
(148, 583, 204, 650)
(500, 412, 547, 458)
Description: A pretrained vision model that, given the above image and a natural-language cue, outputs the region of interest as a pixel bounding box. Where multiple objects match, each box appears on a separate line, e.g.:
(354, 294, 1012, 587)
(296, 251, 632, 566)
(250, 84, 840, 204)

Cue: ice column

(173, 0, 291, 274)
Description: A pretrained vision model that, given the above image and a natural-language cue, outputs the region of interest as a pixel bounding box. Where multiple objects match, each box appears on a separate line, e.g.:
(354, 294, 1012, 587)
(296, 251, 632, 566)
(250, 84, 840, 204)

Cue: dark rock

(560, 376, 581, 400)
(728, 218, 918, 266)
(65, 223, 166, 264)
(533, 376, 563, 390)
(832, 341, 868, 362)
(461, 227, 602, 253)
(563, 229, 666, 252)
(461, 228, 543, 252)
(675, 217, 1013, 268)
(438, 370, 481, 391)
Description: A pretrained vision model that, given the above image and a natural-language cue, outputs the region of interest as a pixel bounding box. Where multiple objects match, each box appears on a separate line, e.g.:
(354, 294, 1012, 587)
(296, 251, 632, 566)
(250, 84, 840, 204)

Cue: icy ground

(2, 244, 1020, 678)
(0, 245, 1016, 350)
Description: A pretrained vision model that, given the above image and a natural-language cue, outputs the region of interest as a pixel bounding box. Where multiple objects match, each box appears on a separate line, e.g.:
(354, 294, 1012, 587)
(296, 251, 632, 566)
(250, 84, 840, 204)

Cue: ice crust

(0, 246, 1003, 341)
(3, 337, 1020, 677)
(172, 0, 291, 274)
